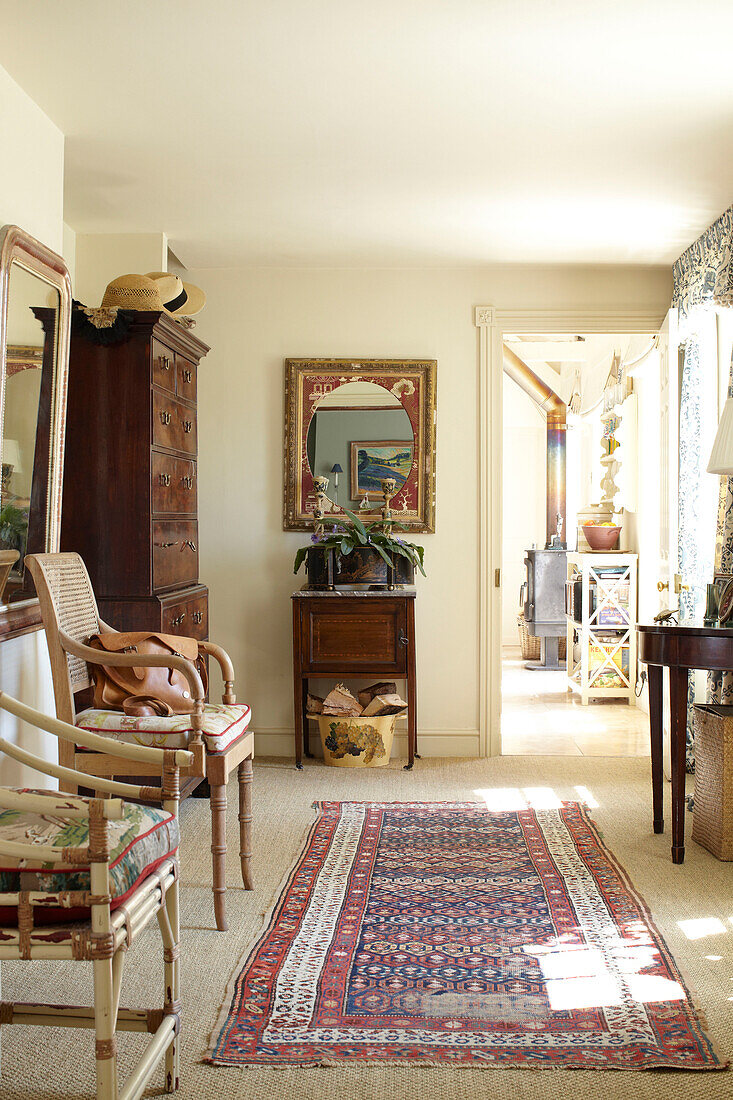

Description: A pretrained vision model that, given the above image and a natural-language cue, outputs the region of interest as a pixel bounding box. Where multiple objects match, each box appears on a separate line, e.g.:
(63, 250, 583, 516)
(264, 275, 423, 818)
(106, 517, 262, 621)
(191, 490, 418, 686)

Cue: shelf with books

(565, 552, 637, 705)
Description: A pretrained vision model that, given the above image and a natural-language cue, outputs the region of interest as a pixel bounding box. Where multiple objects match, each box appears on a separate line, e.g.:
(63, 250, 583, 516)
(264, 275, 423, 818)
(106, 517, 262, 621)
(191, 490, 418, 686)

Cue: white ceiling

(2, 1, 733, 268)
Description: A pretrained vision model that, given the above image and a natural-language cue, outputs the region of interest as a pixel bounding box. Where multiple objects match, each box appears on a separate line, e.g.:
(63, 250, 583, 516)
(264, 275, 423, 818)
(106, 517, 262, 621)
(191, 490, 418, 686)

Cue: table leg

(669, 665, 688, 864)
(302, 679, 312, 757)
(647, 664, 664, 834)
(293, 602, 304, 770)
(404, 599, 417, 770)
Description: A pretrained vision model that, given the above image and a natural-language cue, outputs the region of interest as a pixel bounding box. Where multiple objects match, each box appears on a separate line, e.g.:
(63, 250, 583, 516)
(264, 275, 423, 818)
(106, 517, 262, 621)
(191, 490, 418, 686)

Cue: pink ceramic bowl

(582, 524, 621, 551)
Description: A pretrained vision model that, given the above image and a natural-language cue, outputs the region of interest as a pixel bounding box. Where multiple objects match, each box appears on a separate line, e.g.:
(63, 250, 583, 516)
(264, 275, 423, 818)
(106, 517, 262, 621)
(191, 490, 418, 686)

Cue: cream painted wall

(0, 64, 64, 254)
(187, 264, 672, 757)
(73, 232, 168, 306)
(0, 61, 67, 784)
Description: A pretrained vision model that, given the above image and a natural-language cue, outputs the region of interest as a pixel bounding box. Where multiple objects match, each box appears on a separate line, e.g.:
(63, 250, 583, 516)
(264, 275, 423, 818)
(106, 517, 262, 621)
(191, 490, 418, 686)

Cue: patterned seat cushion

(0, 789, 179, 918)
(75, 703, 252, 755)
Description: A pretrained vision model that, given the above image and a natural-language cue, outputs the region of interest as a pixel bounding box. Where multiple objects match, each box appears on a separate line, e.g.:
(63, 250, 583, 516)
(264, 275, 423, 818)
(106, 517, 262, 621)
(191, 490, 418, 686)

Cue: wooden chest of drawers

(61, 311, 210, 638)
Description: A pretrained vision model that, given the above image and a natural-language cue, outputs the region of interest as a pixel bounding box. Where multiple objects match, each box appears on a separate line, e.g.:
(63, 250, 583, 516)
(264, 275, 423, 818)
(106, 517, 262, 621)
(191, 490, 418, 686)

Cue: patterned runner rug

(208, 801, 724, 1069)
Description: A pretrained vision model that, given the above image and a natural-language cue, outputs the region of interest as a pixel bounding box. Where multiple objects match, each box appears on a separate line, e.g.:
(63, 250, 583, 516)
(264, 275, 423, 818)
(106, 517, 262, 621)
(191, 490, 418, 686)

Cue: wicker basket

(516, 615, 566, 662)
(691, 704, 733, 860)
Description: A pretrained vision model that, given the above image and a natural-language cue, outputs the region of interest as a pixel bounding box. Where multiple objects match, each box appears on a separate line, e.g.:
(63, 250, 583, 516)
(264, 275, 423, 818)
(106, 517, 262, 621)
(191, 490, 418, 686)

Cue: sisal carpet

(1, 755, 733, 1097)
(209, 800, 722, 1069)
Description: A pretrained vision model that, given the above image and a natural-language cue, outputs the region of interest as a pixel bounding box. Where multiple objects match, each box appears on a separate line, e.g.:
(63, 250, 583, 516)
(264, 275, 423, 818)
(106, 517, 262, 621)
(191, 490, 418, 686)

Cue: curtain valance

(673, 205, 733, 319)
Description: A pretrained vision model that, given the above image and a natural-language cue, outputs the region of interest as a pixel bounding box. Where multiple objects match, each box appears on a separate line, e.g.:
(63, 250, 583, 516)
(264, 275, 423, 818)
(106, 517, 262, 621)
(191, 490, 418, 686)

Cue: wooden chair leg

(210, 782, 228, 931)
(238, 757, 254, 890)
(158, 880, 181, 1092)
(92, 955, 119, 1100)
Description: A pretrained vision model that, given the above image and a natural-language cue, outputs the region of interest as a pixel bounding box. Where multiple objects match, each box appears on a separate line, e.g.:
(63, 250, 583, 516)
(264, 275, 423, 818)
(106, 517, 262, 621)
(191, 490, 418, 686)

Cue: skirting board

(253, 729, 481, 759)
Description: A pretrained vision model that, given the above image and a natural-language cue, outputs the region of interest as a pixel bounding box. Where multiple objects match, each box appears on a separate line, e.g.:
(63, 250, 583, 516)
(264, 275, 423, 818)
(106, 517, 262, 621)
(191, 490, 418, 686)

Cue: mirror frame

(284, 358, 437, 532)
(0, 225, 72, 640)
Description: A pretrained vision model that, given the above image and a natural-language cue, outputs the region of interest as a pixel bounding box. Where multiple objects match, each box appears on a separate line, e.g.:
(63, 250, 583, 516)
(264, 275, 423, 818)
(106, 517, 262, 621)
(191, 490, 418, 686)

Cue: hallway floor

(501, 646, 650, 756)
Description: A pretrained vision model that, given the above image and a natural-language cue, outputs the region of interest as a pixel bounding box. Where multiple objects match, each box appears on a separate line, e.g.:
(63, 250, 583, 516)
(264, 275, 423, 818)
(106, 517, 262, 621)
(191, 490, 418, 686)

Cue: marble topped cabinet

(291, 588, 418, 769)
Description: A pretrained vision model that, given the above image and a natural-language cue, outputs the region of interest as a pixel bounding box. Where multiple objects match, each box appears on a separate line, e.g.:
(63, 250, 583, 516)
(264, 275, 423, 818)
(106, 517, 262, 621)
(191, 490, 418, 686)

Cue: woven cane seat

(75, 702, 252, 754)
(0, 789, 178, 923)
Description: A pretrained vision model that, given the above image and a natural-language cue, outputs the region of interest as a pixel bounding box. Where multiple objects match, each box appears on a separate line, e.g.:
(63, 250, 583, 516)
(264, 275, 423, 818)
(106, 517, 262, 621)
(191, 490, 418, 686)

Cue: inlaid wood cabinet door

(300, 598, 408, 674)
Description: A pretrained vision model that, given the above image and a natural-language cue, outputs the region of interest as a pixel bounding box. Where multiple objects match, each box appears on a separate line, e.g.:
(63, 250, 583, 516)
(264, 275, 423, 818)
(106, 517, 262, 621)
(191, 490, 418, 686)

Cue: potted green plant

(0, 503, 28, 556)
(293, 509, 425, 588)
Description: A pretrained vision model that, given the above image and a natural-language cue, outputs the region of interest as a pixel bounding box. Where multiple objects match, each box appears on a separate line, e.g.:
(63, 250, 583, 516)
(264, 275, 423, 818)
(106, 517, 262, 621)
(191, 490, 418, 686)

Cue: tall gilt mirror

(284, 358, 437, 532)
(0, 225, 72, 638)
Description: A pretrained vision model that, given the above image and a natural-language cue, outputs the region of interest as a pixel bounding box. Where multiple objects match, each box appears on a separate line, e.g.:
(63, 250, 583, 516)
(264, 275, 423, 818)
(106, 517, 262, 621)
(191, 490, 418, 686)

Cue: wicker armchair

(25, 552, 254, 932)
(0, 690, 193, 1099)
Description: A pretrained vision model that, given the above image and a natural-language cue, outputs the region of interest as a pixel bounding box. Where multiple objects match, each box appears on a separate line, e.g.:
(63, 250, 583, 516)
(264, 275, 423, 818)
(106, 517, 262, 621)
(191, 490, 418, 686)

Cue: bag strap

(121, 695, 174, 718)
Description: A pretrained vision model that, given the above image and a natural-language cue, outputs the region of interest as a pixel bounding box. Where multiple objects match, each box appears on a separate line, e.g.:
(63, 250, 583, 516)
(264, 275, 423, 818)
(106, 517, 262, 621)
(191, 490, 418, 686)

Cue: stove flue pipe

(502, 343, 567, 548)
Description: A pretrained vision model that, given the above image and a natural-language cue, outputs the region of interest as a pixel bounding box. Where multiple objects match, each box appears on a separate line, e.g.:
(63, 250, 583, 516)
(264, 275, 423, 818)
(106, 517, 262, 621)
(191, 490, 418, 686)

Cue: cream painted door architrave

(476, 307, 669, 758)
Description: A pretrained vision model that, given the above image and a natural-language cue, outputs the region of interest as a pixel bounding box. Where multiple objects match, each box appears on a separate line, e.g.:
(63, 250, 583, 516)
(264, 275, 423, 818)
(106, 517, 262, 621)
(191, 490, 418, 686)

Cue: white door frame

(475, 306, 669, 758)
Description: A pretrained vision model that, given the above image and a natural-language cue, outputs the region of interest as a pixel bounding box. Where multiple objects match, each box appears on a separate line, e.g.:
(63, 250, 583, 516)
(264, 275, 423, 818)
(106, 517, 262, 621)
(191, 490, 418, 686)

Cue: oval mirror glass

(305, 381, 414, 511)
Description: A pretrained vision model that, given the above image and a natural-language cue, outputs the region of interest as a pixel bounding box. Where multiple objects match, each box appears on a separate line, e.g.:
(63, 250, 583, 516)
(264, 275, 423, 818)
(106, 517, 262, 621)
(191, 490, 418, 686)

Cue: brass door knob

(657, 581, 669, 591)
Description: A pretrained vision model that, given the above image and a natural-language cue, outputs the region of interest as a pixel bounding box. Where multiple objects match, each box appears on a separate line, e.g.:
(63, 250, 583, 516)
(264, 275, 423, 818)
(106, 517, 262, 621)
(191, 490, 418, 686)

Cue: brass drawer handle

(160, 355, 171, 371)
(155, 540, 177, 549)
(182, 369, 192, 383)
(181, 539, 197, 552)
(171, 613, 186, 627)
(192, 610, 203, 624)
(181, 476, 193, 489)
(398, 629, 409, 647)
(183, 420, 193, 433)
(160, 411, 171, 426)
(159, 473, 171, 487)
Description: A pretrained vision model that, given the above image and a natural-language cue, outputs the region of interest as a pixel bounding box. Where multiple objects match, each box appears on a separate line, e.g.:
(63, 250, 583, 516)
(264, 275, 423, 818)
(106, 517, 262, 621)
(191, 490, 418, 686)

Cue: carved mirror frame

(284, 358, 437, 532)
(0, 225, 72, 640)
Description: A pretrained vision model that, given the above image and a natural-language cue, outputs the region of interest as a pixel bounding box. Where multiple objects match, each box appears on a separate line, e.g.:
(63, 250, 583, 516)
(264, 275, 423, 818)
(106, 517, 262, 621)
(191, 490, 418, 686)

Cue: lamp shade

(1, 439, 22, 474)
(708, 398, 733, 474)
(331, 463, 343, 474)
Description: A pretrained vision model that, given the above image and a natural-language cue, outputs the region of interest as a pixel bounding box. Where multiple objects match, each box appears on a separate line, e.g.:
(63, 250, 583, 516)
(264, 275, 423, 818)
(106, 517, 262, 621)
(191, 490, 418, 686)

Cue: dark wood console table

(292, 589, 417, 770)
(638, 621, 733, 864)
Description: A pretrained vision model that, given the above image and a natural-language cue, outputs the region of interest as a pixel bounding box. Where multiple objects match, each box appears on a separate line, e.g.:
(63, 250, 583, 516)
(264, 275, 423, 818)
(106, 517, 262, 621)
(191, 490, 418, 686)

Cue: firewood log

(322, 683, 363, 716)
(306, 692, 325, 715)
(358, 681, 397, 708)
(361, 693, 408, 717)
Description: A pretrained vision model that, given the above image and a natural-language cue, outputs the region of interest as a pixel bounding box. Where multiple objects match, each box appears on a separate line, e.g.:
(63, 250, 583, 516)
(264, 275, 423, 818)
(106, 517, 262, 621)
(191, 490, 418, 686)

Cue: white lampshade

(708, 398, 733, 474)
(1, 439, 22, 474)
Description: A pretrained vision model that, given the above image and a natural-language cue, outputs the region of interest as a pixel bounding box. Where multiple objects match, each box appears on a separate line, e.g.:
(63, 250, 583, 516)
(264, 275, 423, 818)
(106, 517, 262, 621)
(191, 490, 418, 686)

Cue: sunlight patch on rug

(208, 801, 725, 1070)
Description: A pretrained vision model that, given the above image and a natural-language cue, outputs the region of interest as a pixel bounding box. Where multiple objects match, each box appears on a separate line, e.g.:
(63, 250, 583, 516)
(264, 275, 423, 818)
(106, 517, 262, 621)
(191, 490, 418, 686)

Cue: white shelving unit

(565, 552, 637, 706)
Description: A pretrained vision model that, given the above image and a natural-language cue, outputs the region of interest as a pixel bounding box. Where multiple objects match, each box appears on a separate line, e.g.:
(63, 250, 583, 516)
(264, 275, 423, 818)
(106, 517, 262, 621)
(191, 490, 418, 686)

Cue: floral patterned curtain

(673, 207, 733, 771)
(673, 206, 733, 321)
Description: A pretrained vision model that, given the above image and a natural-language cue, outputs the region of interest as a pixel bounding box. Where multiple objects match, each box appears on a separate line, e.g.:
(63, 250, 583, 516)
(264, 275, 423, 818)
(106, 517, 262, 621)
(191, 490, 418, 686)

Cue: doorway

(498, 329, 660, 756)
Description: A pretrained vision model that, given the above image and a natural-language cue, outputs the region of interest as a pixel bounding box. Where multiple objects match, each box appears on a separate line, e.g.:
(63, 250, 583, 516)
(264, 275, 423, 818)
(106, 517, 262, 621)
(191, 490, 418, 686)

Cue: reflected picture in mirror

(284, 358, 437, 532)
(0, 225, 72, 619)
(306, 381, 414, 509)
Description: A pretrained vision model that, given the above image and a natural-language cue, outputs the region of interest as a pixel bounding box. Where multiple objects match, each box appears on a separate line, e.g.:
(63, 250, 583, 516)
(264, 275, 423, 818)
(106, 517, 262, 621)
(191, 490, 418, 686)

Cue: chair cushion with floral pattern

(0, 789, 179, 924)
(74, 703, 252, 754)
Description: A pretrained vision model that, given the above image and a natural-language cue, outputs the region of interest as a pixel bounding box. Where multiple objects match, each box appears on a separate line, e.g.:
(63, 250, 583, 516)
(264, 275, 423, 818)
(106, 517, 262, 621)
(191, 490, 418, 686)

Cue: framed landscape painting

(350, 440, 414, 500)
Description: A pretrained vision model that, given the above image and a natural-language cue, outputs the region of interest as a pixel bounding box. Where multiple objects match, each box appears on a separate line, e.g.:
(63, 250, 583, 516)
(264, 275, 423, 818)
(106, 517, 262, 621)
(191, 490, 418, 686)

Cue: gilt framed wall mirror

(284, 358, 437, 532)
(0, 225, 72, 638)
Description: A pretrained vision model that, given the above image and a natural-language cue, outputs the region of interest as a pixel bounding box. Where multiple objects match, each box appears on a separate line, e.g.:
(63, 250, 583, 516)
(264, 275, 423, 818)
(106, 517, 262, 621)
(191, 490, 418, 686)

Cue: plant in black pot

(294, 509, 425, 589)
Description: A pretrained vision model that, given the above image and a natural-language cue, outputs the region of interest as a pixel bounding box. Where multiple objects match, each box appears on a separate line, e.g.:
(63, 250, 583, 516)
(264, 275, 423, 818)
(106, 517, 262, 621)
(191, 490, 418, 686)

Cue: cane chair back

(26, 553, 101, 722)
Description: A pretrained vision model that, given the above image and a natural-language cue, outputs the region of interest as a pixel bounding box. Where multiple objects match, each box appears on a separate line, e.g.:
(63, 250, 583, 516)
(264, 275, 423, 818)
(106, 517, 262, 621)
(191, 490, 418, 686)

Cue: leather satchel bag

(88, 631, 208, 718)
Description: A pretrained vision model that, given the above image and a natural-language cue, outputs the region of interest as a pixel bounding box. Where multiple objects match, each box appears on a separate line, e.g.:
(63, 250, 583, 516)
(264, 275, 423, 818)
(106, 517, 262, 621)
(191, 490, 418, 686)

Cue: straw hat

(100, 274, 169, 312)
(146, 271, 206, 316)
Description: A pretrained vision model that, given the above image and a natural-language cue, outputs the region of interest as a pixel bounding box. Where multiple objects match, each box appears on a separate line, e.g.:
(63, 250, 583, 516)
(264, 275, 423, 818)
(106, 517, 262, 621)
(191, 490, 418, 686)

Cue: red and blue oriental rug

(208, 801, 724, 1070)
